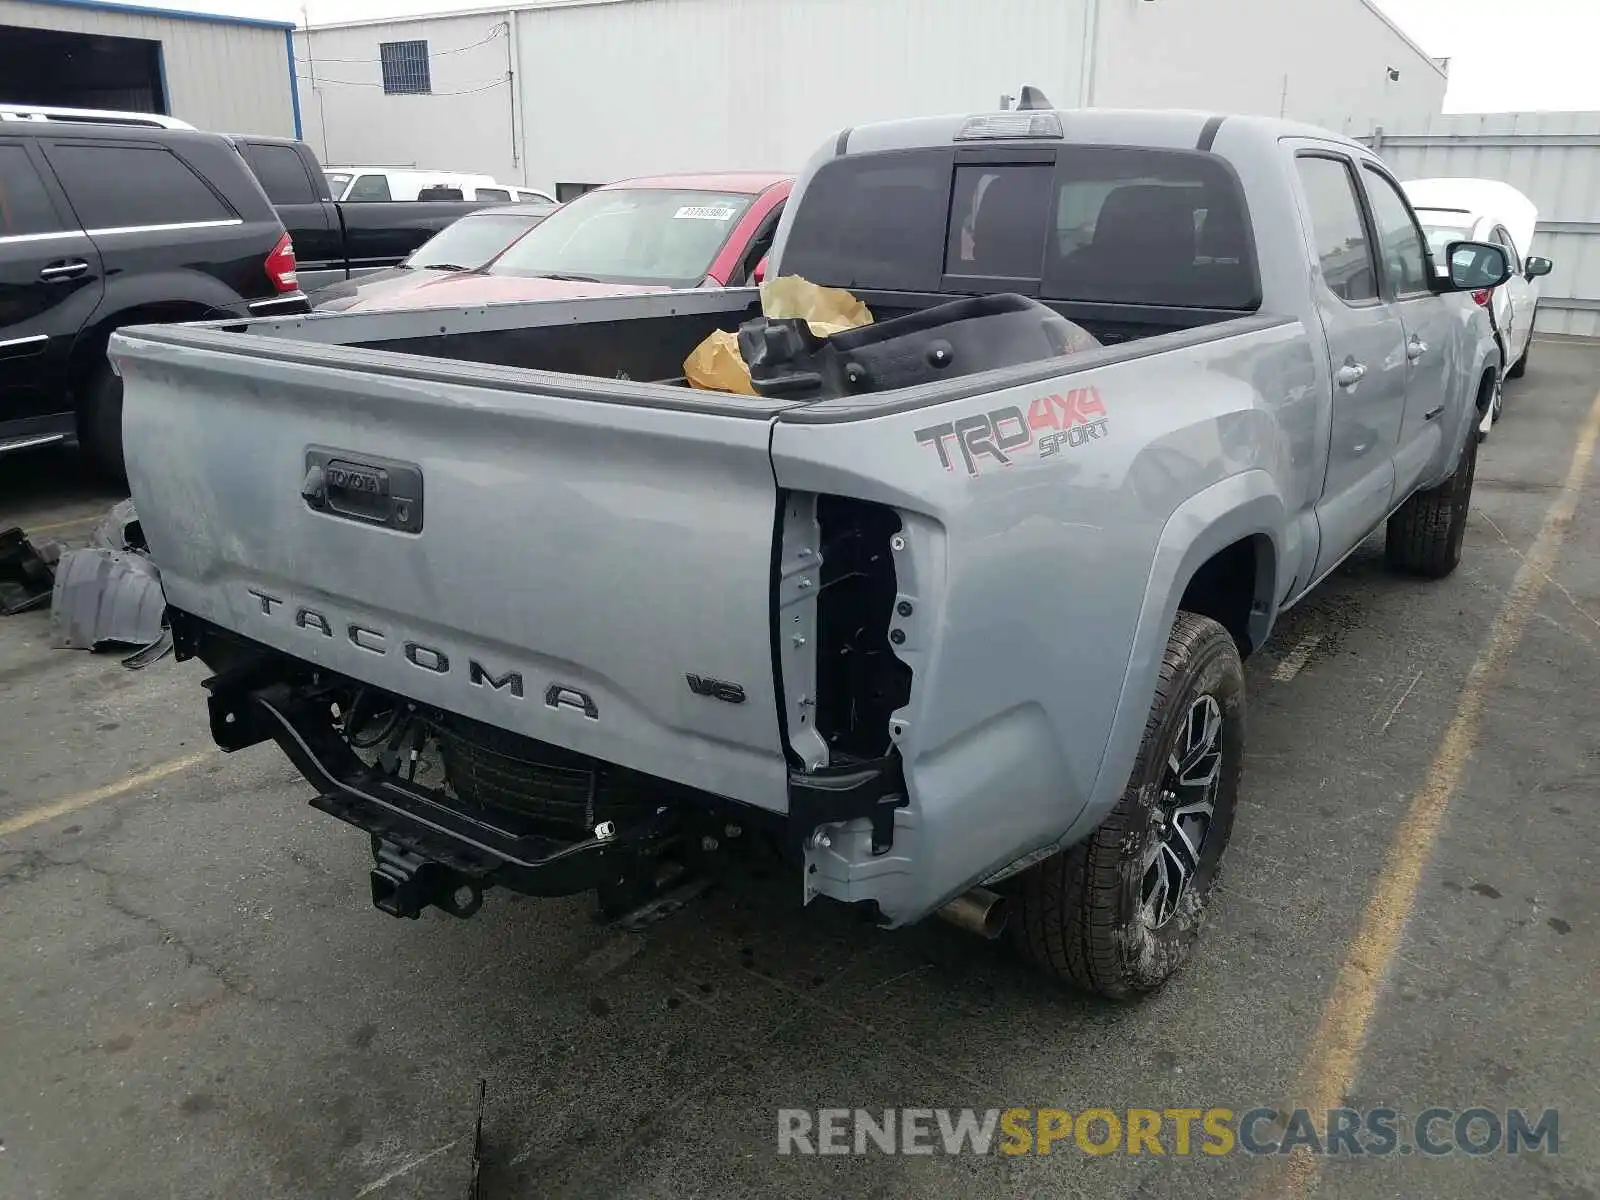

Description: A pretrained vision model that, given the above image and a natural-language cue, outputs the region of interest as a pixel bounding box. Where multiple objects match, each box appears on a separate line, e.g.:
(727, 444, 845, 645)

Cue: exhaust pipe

(936, 886, 1008, 940)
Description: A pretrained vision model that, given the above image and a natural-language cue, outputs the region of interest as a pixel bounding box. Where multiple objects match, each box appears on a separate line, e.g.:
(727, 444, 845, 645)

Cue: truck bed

(205, 286, 1253, 390)
(110, 291, 1303, 925)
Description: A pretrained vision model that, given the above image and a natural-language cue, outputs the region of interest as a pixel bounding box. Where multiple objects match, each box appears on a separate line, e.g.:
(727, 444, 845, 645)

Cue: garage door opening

(0, 24, 168, 114)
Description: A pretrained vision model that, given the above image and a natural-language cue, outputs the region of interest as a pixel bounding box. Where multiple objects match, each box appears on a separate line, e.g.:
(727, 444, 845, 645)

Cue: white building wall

(1092, 0, 1446, 123)
(295, 11, 517, 176)
(299, 0, 1449, 191)
(512, 0, 1089, 189)
(0, 0, 297, 136)
(299, 0, 1090, 191)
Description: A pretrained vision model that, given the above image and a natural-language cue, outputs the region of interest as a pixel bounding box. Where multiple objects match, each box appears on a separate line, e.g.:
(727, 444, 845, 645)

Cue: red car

(339, 171, 792, 312)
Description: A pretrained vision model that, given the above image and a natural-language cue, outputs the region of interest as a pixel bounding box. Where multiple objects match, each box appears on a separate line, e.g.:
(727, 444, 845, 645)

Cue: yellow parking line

(17, 511, 111, 535)
(0, 752, 212, 840)
(1262, 386, 1600, 1198)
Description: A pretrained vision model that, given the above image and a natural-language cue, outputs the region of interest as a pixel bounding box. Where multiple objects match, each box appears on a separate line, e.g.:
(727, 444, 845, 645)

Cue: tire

(1385, 424, 1477, 579)
(1011, 611, 1244, 999)
(78, 359, 127, 481)
(1507, 322, 1534, 379)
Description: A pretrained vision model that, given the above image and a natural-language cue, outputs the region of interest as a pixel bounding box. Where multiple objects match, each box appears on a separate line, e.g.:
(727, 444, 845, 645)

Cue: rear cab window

(44, 142, 235, 230)
(781, 144, 1261, 310)
(242, 142, 318, 205)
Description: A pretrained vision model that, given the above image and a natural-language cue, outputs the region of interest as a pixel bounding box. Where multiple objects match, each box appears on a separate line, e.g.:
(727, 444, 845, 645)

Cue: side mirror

(753, 255, 768, 285)
(1441, 240, 1512, 293)
(1524, 255, 1554, 280)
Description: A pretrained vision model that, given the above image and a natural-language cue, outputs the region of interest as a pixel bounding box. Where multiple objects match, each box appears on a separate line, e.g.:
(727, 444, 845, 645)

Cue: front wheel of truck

(1384, 423, 1478, 579)
(1012, 611, 1244, 999)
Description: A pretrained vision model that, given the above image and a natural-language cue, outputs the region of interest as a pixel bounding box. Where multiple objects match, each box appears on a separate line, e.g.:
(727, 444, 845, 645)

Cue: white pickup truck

(111, 107, 1509, 997)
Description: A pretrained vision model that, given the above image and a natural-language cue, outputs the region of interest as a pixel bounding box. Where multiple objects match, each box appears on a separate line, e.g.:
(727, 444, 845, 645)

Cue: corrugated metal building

(1317, 111, 1600, 338)
(295, 0, 1447, 195)
(0, 0, 299, 137)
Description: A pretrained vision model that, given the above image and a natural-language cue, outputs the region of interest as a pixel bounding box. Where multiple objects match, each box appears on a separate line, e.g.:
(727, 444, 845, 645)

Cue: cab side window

(47, 143, 233, 230)
(1295, 154, 1378, 304)
(1360, 166, 1432, 297)
(0, 143, 67, 236)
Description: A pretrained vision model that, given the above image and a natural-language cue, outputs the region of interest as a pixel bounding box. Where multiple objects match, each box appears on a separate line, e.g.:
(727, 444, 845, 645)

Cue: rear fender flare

(1429, 357, 1500, 490)
(1081, 470, 1284, 831)
(68, 271, 245, 388)
(83, 269, 247, 334)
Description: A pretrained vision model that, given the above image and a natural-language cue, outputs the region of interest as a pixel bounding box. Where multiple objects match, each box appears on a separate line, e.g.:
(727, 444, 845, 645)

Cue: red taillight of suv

(1471, 288, 1491, 307)
(265, 233, 299, 293)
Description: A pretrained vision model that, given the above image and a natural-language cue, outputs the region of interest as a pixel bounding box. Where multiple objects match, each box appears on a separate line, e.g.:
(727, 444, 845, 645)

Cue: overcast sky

(145, 0, 1599, 114)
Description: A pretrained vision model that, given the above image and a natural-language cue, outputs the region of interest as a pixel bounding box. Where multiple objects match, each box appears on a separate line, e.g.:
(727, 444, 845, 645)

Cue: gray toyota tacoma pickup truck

(110, 107, 1512, 998)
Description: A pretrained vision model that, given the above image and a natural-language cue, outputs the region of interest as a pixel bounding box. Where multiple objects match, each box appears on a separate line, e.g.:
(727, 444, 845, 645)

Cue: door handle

(1407, 337, 1428, 360)
(1335, 361, 1367, 387)
(39, 260, 89, 281)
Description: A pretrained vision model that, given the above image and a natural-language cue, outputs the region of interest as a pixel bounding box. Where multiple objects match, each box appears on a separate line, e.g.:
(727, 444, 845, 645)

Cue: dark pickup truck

(228, 136, 488, 293)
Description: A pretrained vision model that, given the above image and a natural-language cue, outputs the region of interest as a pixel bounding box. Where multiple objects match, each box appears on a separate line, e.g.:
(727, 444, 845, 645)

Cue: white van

(322, 167, 553, 205)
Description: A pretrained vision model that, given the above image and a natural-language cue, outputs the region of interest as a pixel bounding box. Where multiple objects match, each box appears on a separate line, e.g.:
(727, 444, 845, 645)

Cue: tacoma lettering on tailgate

(246, 588, 598, 717)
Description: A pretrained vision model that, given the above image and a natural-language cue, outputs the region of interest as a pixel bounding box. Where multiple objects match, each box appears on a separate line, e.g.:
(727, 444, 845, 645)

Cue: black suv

(0, 105, 308, 476)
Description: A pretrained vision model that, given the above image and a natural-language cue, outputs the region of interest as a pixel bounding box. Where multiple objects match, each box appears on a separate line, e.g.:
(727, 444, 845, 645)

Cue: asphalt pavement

(0, 346, 1595, 1200)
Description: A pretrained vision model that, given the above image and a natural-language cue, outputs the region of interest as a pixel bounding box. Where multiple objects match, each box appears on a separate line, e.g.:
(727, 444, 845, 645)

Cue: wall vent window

(380, 40, 431, 95)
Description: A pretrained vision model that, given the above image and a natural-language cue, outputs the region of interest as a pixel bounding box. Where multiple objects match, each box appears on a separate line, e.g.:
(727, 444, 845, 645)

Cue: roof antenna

(1016, 85, 1053, 110)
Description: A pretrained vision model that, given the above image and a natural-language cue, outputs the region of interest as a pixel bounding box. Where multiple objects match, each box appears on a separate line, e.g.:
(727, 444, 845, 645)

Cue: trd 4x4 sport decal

(914, 387, 1110, 476)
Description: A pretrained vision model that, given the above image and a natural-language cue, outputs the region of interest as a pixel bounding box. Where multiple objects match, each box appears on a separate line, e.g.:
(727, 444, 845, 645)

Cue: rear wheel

(1385, 423, 1477, 578)
(1011, 611, 1244, 999)
(78, 359, 126, 481)
(1477, 376, 1502, 442)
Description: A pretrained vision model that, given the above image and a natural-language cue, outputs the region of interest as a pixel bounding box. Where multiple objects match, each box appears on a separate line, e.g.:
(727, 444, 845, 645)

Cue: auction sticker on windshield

(674, 205, 739, 220)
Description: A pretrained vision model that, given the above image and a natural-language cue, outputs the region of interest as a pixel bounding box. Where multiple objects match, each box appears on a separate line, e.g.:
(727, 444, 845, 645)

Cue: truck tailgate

(112, 331, 793, 812)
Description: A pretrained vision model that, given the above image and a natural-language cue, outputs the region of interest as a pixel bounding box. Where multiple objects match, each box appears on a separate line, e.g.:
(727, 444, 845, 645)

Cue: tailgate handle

(300, 464, 328, 508)
(303, 448, 424, 533)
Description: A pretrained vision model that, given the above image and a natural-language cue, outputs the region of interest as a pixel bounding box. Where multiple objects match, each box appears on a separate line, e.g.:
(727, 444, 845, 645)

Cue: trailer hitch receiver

(370, 839, 484, 920)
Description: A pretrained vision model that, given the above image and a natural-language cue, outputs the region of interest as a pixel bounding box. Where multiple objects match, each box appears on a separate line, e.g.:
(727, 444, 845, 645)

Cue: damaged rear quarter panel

(771, 318, 1316, 920)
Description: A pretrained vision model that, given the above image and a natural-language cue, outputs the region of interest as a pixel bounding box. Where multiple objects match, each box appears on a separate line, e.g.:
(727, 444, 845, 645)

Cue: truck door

(1359, 163, 1454, 499)
(1293, 151, 1408, 579)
